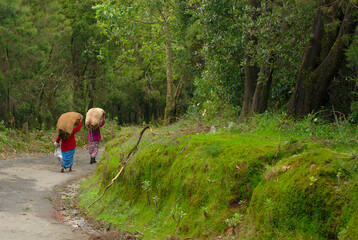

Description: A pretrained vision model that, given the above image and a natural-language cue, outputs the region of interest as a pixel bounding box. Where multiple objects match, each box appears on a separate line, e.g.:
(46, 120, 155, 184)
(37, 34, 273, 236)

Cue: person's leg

(61, 149, 75, 171)
(91, 141, 100, 164)
(89, 141, 94, 163)
(69, 149, 75, 171)
(89, 141, 98, 164)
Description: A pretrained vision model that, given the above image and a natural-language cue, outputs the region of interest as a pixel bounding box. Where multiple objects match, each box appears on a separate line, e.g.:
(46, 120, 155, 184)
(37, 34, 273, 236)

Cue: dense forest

(1, 1, 358, 239)
(0, 0, 357, 129)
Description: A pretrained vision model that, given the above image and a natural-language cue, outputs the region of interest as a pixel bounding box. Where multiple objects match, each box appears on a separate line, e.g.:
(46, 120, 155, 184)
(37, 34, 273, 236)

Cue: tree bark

(247, 1, 276, 117)
(238, 0, 261, 122)
(239, 59, 260, 121)
(163, 24, 175, 125)
(249, 64, 274, 115)
(5, 47, 13, 122)
(163, 6, 180, 126)
(287, 6, 324, 116)
(288, 4, 357, 117)
(174, 75, 184, 119)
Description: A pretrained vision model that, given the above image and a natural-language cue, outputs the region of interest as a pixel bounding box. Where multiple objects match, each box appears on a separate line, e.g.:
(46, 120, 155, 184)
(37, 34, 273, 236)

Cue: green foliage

(346, 25, 358, 120)
(0, 0, 171, 128)
(93, 0, 202, 124)
(225, 212, 243, 236)
(93, 0, 170, 123)
(192, 0, 246, 109)
(0, 127, 53, 155)
(190, 0, 315, 117)
(346, 27, 358, 70)
(0, 0, 357, 129)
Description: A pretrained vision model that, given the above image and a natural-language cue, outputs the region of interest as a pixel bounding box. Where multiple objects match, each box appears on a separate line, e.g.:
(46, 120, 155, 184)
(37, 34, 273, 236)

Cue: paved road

(0, 149, 102, 240)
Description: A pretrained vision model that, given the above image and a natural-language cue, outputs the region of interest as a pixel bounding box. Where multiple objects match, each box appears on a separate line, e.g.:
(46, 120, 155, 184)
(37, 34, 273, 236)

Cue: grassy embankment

(78, 113, 358, 239)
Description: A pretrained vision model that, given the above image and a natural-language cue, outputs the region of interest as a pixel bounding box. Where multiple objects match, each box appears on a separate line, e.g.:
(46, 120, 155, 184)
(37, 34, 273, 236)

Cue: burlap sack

(56, 112, 83, 139)
(85, 108, 105, 130)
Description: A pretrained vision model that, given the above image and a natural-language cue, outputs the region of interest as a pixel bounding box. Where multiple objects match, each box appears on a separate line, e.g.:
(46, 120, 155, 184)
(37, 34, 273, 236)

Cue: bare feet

(69, 166, 72, 172)
(61, 167, 64, 173)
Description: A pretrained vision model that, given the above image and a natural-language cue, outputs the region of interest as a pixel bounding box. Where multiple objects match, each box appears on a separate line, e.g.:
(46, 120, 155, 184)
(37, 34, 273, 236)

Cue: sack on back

(85, 108, 105, 130)
(56, 112, 83, 139)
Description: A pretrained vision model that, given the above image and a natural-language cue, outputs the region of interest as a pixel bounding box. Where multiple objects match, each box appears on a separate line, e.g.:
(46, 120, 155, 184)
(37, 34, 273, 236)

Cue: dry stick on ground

(79, 125, 152, 215)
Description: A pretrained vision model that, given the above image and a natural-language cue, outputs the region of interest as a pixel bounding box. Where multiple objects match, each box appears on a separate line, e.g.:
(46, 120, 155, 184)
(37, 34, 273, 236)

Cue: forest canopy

(0, 0, 357, 129)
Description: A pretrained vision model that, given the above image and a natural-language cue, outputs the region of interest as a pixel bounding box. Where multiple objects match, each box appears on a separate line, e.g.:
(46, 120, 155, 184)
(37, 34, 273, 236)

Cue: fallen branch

(135, 230, 145, 236)
(79, 125, 152, 214)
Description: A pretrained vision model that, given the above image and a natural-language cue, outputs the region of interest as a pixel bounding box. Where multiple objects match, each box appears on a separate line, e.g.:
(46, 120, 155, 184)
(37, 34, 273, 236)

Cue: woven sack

(85, 108, 105, 130)
(56, 112, 83, 139)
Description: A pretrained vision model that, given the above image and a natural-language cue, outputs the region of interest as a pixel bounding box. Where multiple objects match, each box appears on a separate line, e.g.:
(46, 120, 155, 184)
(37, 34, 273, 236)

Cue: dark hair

(58, 129, 70, 139)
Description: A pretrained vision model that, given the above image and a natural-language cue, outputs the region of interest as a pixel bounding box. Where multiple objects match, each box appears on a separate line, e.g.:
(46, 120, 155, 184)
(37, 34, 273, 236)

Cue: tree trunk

(288, 4, 357, 117)
(163, 29, 175, 125)
(5, 47, 13, 123)
(239, 60, 260, 121)
(249, 64, 274, 115)
(163, 6, 178, 126)
(287, 6, 324, 116)
(238, 0, 261, 122)
(174, 75, 185, 118)
(7, 80, 12, 121)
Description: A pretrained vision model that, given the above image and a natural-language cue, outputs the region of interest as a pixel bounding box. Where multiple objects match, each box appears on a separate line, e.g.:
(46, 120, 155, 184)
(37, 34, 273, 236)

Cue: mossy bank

(78, 115, 358, 239)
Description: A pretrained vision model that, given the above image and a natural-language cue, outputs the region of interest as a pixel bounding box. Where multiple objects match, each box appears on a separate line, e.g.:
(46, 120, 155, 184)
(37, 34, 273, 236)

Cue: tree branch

(351, 1, 358, 9)
(269, 0, 283, 7)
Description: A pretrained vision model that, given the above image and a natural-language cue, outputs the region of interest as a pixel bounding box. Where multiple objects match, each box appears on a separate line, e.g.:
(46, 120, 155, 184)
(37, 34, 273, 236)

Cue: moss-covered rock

(248, 150, 358, 239)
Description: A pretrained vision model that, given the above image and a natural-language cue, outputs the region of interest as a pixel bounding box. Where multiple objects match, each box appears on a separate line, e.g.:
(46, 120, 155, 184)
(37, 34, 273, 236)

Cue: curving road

(0, 149, 102, 240)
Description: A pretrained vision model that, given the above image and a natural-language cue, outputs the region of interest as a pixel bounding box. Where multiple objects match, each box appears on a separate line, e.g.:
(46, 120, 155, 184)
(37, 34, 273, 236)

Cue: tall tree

(0, 0, 69, 127)
(94, 0, 196, 125)
(240, 0, 315, 119)
(248, 1, 275, 117)
(288, 1, 358, 117)
(238, 0, 261, 121)
(0, 0, 37, 124)
(161, 3, 181, 125)
(59, 0, 108, 114)
(249, 63, 274, 115)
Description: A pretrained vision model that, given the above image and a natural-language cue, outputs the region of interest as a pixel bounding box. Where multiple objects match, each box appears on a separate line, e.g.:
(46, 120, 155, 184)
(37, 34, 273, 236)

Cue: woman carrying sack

(55, 114, 83, 172)
(87, 113, 105, 164)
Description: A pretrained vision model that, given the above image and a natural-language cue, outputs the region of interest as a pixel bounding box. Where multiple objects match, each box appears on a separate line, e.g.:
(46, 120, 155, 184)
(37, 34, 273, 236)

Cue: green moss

(78, 117, 358, 239)
(341, 208, 358, 239)
(248, 149, 358, 239)
(79, 126, 281, 238)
